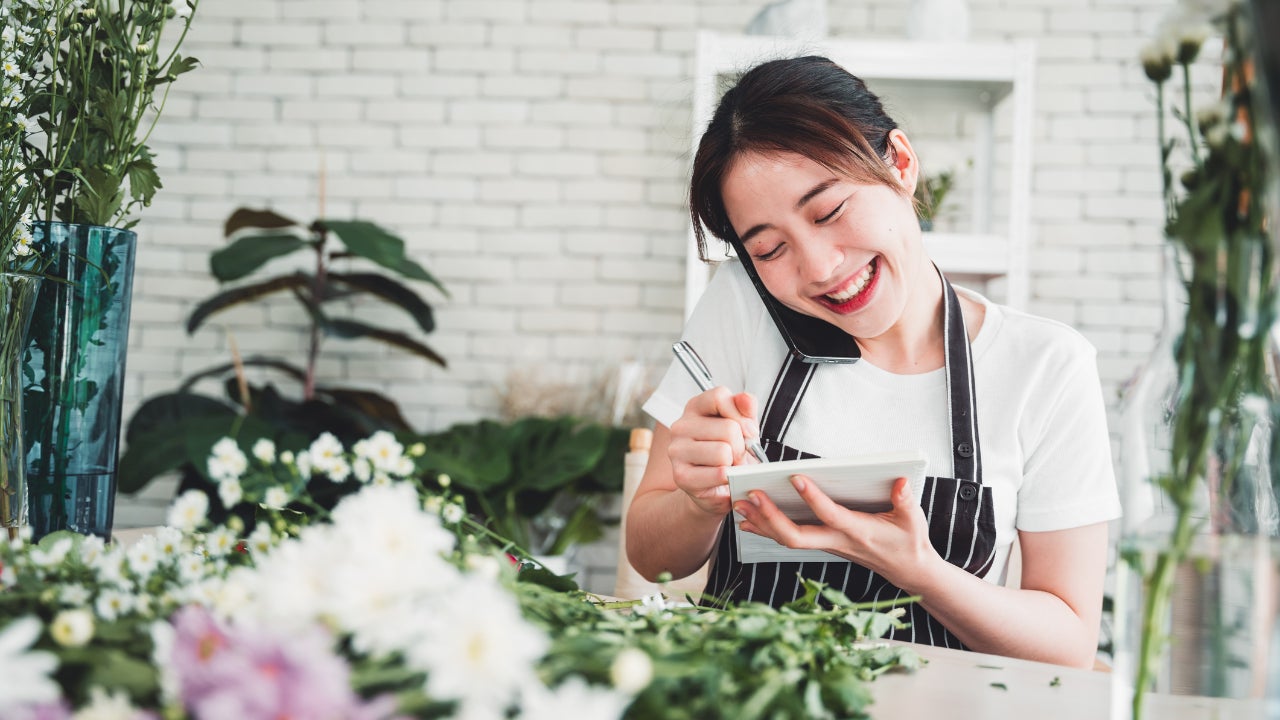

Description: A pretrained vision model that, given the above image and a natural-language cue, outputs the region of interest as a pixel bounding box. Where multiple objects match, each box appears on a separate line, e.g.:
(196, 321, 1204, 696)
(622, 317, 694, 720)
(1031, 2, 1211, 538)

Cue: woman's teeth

(824, 259, 877, 303)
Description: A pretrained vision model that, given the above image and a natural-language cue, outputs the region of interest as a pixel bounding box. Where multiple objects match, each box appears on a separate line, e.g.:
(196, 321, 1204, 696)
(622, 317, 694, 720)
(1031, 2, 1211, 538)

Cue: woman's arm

(625, 388, 761, 581)
(736, 476, 1108, 668)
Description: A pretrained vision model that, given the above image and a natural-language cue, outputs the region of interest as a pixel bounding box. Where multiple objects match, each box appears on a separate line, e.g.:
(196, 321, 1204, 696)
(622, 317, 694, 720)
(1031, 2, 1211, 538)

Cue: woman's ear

(887, 129, 920, 197)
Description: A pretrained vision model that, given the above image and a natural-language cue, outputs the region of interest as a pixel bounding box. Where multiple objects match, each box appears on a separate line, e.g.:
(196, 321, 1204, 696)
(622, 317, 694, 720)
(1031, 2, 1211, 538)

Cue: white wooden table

(872, 640, 1269, 719)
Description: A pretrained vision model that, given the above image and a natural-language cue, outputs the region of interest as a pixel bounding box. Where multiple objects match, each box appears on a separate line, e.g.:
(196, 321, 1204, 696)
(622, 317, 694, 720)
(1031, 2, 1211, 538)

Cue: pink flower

(170, 606, 393, 720)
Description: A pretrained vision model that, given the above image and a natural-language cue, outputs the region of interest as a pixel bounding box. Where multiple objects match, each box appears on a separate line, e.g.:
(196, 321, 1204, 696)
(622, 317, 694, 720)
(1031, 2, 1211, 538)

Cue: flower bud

(1175, 25, 1210, 65)
(1140, 42, 1173, 83)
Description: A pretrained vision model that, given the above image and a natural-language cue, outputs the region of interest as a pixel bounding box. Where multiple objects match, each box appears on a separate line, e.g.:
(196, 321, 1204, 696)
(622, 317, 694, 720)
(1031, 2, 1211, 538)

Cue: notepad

(726, 449, 929, 564)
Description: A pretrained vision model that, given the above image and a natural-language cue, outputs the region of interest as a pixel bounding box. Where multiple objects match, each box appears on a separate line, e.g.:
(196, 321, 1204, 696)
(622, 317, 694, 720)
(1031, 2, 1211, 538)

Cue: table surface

(872, 640, 1269, 720)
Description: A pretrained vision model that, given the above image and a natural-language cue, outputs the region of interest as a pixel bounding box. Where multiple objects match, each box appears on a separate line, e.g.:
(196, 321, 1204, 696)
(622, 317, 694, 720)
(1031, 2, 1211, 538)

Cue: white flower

(71, 686, 143, 720)
(355, 431, 406, 474)
(177, 553, 206, 584)
(94, 589, 133, 621)
(609, 647, 653, 694)
(50, 609, 94, 647)
(438, 473, 452, 488)
(0, 617, 59, 711)
(408, 576, 548, 713)
(251, 438, 276, 464)
(79, 535, 105, 564)
(633, 593, 673, 617)
(263, 486, 290, 509)
(370, 472, 392, 487)
(218, 477, 243, 508)
(393, 455, 414, 477)
(327, 457, 352, 483)
(246, 522, 275, 553)
(442, 503, 464, 525)
(207, 437, 248, 482)
(295, 450, 312, 477)
(10, 232, 33, 257)
(520, 676, 631, 720)
(204, 526, 238, 557)
(0, 565, 14, 587)
(308, 432, 345, 473)
(93, 549, 129, 588)
(150, 621, 179, 706)
(125, 536, 160, 576)
(59, 584, 91, 606)
(154, 526, 184, 557)
(30, 536, 73, 568)
(279, 450, 295, 465)
(167, 489, 208, 532)
(465, 553, 502, 580)
(353, 457, 372, 483)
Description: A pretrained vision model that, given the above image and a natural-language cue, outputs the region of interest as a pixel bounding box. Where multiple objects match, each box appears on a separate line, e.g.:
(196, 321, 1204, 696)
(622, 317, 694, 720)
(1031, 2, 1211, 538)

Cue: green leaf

(211, 233, 309, 282)
(168, 53, 200, 78)
(323, 318, 447, 367)
(319, 387, 413, 431)
(318, 219, 447, 294)
(418, 420, 513, 492)
(126, 150, 161, 206)
(118, 396, 240, 493)
(186, 273, 311, 333)
(508, 417, 608, 493)
(224, 207, 301, 237)
(328, 272, 436, 333)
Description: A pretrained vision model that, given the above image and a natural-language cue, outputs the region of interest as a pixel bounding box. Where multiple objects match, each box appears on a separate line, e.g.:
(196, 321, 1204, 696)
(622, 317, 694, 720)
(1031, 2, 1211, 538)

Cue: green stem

(1181, 62, 1202, 170)
(1132, 496, 1196, 720)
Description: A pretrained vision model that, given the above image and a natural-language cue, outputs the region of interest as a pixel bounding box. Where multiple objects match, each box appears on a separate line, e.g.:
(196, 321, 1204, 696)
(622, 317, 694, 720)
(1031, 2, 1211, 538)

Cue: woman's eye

(753, 244, 783, 262)
(817, 200, 846, 224)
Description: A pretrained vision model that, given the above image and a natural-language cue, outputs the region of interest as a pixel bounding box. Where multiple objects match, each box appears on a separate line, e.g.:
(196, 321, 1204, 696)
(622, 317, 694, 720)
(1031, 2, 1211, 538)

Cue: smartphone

(730, 245, 861, 364)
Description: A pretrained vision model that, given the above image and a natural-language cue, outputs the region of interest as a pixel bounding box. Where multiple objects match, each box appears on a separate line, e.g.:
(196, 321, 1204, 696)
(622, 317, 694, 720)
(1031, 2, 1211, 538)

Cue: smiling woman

(625, 55, 1122, 669)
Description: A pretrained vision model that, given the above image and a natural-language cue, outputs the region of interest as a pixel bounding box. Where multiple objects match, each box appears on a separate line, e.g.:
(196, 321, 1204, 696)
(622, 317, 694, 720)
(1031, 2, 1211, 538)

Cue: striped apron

(700, 272, 997, 649)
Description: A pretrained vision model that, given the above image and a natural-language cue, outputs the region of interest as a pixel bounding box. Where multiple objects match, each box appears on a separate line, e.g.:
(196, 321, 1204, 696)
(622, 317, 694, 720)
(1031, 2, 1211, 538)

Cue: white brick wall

(119, 0, 1187, 592)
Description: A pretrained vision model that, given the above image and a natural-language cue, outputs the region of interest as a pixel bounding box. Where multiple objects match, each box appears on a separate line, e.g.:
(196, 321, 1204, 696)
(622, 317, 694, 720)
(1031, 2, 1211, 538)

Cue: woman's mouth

(816, 258, 879, 313)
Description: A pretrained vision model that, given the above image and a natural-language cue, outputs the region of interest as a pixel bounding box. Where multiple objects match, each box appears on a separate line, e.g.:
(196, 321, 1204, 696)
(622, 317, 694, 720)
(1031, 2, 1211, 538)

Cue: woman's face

(720, 143, 924, 342)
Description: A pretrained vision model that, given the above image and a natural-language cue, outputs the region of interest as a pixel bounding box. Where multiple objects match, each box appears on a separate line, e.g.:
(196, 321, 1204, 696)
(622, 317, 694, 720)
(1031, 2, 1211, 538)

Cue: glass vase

(21, 223, 137, 541)
(1111, 243, 1280, 719)
(0, 273, 42, 539)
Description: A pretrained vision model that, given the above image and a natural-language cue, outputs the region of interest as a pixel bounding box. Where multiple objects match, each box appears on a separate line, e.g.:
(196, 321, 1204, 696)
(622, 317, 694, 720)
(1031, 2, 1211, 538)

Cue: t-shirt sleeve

(1015, 339, 1123, 532)
(642, 261, 757, 428)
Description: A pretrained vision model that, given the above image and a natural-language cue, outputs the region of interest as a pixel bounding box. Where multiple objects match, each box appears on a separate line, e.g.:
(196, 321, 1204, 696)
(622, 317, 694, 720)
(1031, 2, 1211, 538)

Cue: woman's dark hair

(689, 55, 902, 260)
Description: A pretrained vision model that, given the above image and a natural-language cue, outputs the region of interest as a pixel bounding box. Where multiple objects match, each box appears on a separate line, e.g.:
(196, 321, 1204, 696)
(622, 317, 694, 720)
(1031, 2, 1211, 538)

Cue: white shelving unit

(684, 31, 1036, 314)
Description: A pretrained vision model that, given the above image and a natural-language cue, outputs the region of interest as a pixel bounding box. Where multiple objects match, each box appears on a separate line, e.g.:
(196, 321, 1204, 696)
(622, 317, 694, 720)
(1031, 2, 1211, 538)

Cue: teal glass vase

(1, 273, 42, 540)
(22, 223, 137, 540)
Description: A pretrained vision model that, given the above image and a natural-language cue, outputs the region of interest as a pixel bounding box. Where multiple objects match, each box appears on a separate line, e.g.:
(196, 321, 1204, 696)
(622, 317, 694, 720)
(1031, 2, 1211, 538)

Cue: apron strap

(757, 266, 982, 486)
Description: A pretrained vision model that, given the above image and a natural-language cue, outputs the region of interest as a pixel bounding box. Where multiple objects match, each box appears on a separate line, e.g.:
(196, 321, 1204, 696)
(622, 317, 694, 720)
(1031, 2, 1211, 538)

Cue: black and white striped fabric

(701, 268, 997, 650)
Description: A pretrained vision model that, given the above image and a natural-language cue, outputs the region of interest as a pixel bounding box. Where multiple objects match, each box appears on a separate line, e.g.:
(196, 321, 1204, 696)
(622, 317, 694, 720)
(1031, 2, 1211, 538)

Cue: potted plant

(18, 0, 201, 540)
(119, 206, 450, 522)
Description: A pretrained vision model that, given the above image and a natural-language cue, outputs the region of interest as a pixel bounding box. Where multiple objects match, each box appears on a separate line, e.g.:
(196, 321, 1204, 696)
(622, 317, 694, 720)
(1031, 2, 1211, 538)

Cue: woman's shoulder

(958, 287, 1096, 368)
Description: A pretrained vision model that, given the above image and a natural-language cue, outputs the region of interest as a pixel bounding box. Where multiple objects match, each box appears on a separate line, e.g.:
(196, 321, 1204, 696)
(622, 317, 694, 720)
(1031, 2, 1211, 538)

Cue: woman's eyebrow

(738, 179, 840, 245)
(795, 178, 839, 210)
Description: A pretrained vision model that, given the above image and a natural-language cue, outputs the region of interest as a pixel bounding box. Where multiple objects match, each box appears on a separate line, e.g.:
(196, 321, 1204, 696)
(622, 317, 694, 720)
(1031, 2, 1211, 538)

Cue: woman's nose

(793, 237, 842, 286)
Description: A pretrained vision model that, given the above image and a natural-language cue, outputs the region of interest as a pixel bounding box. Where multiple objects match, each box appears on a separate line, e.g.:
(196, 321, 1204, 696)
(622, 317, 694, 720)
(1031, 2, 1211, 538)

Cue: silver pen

(672, 341, 770, 464)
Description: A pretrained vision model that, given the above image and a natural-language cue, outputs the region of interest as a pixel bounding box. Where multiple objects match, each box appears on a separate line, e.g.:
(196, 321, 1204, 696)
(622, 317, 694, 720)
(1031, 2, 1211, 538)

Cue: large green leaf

(118, 395, 240, 494)
(211, 232, 309, 282)
(224, 207, 301, 237)
(318, 219, 447, 294)
(418, 420, 513, 491)
(328, 272, 436, 333)
(186, 273, 311, 333)
(508, 417, 608, 493)
(324, 318, 447, 367)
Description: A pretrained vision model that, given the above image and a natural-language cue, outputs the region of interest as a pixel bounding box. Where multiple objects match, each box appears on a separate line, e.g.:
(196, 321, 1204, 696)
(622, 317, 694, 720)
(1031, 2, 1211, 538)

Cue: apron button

(959, 484, 978, 502)
(957, 442, 974, 458)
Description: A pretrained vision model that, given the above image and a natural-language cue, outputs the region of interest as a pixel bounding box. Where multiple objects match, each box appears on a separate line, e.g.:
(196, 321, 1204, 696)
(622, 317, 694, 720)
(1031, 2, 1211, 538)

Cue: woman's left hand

(733, 475, 938, 588)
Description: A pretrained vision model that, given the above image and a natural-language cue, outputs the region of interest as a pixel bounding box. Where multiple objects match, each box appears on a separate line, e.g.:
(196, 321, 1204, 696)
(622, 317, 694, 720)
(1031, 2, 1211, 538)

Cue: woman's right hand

(666, 387, 762, 517)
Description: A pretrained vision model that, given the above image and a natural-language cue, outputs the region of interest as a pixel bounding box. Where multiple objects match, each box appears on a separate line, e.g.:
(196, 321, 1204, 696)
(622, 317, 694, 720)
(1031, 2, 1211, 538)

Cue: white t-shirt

(643, 259, 1122, 584)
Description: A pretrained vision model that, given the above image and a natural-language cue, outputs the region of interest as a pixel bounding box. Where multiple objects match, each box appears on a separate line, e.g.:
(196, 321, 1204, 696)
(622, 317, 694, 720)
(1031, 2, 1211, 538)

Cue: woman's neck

(855, 259, 947, 375)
